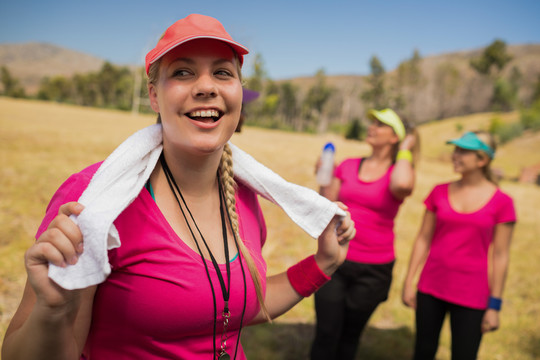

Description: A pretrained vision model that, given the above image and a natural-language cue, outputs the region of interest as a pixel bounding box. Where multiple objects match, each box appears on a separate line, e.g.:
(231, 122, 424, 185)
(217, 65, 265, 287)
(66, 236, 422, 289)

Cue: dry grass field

(1, 97, 539, 359)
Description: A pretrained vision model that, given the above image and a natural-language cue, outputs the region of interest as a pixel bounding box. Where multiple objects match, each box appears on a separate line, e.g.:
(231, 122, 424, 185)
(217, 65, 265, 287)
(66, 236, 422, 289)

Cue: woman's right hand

(25, 202, 85, 309)
(402, 282, 417, 309)
(400, 133, 417, 151)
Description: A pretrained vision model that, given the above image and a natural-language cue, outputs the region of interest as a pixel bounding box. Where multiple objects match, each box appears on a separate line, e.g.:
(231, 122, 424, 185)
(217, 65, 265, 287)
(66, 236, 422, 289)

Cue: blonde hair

(148, 52, 270, 319)
(220, 144, 270, 321)
(473, 130, 498, 185)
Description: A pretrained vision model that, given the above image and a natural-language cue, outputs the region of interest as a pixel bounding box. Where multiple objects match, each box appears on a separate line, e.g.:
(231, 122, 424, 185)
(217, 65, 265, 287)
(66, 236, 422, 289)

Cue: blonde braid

(220, 144, 270, 321)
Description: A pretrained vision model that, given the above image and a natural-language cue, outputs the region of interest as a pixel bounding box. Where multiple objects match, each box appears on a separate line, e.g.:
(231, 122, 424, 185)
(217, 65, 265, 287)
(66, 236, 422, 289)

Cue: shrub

(520, 100, 540, 131)
(345, 118, 366, 140)
(489, 116, 523, 144)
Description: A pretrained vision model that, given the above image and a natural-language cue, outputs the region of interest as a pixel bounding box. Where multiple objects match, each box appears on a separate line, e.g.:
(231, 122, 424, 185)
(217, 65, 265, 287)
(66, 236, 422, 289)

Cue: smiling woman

(402, 130, 516, 360)
(1, 13, 355, 360)
(148, 38, 243, 154)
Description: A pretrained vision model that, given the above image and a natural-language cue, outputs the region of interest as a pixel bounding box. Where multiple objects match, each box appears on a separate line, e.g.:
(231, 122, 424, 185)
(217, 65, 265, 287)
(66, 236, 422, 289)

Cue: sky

(1, 0, 539, 80)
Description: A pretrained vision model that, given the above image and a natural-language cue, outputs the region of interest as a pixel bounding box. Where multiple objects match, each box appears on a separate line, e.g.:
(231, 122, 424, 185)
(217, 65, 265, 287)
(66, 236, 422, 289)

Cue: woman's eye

(215, 69, 233, 77)
(172, 69, 191, 77)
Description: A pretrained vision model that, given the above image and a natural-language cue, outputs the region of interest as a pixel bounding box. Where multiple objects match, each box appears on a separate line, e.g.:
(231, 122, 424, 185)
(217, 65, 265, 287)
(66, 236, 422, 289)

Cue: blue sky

(1, 0, 539, 79)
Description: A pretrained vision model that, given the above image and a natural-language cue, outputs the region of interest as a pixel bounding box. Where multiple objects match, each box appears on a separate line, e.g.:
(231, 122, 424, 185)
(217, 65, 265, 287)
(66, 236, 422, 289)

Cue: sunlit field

(1, 97, 539, 359)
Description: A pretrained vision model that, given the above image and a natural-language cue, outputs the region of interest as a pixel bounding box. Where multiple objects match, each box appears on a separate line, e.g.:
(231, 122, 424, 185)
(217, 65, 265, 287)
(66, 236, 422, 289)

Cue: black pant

(414, 291, 485, 360)
(311, 260, 394, 360)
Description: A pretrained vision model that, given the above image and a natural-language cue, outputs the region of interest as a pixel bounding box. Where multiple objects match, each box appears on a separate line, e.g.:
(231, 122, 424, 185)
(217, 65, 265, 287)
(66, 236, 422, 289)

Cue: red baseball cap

(145, 14, 249, 74)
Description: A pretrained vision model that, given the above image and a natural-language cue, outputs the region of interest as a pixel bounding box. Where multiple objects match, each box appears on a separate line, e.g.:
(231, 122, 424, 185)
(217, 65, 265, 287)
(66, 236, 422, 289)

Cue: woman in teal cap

(402, 130, 516, 359)
(311, 108, 419, 359)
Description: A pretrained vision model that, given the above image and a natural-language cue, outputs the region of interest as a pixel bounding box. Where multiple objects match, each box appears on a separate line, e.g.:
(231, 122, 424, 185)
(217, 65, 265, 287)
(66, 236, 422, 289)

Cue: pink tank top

(335, 158, 403, 263)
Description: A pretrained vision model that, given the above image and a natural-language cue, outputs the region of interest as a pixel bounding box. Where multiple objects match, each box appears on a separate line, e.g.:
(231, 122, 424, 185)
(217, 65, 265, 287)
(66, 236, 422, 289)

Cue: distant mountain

(284, 44, 540, 123)
(0, 42, 106, 94)
(1, 42, 540, 123)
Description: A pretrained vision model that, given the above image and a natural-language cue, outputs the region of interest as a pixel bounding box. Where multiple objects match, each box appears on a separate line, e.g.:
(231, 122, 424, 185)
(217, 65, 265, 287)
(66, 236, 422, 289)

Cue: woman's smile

(186, 108, 224, 128)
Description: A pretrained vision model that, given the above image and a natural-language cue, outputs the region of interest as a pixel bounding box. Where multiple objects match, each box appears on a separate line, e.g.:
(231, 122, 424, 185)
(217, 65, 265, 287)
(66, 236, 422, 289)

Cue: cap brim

(367, 110, 380, 122)
(446, 139, 477, 150)
(145, 36, 249, 74)
(367, 109, 406, 140)
(446, 133, 495, 158)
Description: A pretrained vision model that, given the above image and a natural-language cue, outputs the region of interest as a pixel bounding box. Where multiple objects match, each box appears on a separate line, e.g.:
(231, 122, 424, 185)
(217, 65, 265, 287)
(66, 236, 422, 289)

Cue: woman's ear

(476, 152, 490, 168)
(390, 133, 400, 145)
(148, 84, 160, 113)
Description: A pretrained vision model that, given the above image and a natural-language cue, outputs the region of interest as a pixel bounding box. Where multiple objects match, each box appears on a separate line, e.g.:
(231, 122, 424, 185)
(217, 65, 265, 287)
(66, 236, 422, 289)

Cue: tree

(532, 75, 540, 104)
(96, 62, 133, 109)
(37, 76, 72, 102)
(303, 69, 333, 132)
(245, 53, 266, 93)
(1, 66, 26, 98)
(72, 73, 100, 106)
(434, 62, 460, 119)
(345, 117, 366, 140)
(261, 80, 279, 119)
(395, 49, 423, 114)
(397, 49, 422, 87)
(470, 39, 516, 111)
(361, 55, 387, 109)
(279, 81, 298, 128)
(470, 39, 512, 76)
(491, 78, 516, 111)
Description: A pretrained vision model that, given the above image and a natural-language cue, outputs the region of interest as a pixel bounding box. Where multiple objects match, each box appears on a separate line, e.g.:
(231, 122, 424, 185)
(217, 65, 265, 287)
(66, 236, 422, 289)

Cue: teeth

(189, 110, 219, 118)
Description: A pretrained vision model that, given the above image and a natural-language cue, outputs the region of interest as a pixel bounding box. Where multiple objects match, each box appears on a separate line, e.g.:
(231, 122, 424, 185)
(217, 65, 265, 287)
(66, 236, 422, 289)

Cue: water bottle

(316, 142, 335, 186)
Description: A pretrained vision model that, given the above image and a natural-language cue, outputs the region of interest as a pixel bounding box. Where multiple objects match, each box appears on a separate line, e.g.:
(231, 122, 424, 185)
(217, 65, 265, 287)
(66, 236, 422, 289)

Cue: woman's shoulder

(493, 186, 515, 206)
(234, 181, 262, 210)
(78, 162, 103, 177)
(338, 157, 361, 169)
(340, 157, 362, 164)
(62, 161, 104, 181)
(430, 182, 451, 194)
(58, 162, 104, 193)
(36, 161, 104, 239)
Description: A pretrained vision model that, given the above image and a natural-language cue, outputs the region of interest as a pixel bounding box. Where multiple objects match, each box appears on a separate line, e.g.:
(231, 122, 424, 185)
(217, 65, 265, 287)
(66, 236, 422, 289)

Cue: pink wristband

(287, 255, 331, 297)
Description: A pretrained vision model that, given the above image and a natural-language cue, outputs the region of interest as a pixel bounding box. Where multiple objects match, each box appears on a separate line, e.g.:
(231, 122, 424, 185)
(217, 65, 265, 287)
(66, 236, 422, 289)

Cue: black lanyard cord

(160, 153, 244, 359)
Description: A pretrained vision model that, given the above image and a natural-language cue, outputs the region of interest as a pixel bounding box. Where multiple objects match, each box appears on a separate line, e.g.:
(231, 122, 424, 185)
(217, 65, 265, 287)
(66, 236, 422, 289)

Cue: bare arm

(249, 204, 355, 324)
(3, 282, 96, 360)
(390, 134, 416, 200)
(2, 202, 96, 360)
(481, 222, 515, 333)
(402, 210, 436, 309)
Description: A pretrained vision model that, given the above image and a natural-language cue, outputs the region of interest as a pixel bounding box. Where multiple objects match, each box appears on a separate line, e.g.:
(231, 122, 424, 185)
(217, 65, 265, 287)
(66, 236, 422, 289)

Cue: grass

(1, 97, 539, 359)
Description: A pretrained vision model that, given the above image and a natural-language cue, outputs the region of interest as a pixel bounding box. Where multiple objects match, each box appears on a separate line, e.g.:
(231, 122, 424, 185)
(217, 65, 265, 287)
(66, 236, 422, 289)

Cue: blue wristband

(488, 296, 502, 311)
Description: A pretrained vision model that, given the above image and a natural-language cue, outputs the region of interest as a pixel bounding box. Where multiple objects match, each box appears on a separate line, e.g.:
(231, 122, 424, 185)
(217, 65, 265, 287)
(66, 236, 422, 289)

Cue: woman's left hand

(315, 202, 355, 276)
(481, 309, 500, 333)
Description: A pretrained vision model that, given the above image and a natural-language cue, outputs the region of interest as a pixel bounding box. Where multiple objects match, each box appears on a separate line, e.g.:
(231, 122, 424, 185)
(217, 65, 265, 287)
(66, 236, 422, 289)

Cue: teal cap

(447, 132, 495, 159)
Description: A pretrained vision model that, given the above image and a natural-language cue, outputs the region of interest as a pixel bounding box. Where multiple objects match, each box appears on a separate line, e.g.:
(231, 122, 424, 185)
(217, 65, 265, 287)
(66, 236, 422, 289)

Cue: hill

(1, 42, 540, 123)
(285, 44, 540, 123)
(0, 42, 106, 94)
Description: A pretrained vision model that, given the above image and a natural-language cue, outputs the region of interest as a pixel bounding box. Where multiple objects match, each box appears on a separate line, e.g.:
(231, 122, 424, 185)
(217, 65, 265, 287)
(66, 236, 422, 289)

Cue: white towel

(49, 124, 345, 290)
(230, 143, 345, 239)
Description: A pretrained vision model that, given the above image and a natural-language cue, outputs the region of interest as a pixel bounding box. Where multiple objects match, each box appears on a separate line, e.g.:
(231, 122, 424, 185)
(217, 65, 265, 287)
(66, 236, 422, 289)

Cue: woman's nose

(192, 74, 217, 98)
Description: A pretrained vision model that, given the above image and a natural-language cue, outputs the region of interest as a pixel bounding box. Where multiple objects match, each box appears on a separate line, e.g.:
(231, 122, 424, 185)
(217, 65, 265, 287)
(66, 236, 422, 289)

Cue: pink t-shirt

(36, 163, 267, 359)
(335, 158, 403, 264)
(417, 183, 516, 309)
